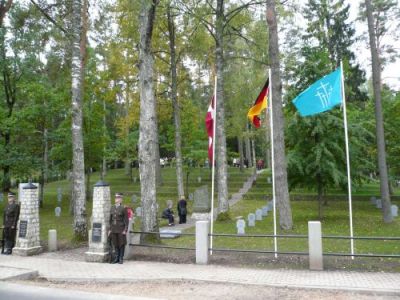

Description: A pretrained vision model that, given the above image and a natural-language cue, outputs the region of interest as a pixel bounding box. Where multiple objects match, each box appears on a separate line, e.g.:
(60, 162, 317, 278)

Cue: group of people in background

(162, 197, 187, 226)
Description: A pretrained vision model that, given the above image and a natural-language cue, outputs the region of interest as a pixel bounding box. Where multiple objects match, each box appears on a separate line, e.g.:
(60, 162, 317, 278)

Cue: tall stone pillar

(14, 182, 42, 256)
(85, 181, 111, 262)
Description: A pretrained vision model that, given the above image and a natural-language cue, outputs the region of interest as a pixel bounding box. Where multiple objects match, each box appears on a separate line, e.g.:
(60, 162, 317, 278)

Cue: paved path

(159, 171, 259, 232)
(0, 254, 399, 295)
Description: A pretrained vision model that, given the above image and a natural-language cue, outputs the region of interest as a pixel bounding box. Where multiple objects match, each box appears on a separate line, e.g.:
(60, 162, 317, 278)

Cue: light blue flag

(292, 67, 343, 117)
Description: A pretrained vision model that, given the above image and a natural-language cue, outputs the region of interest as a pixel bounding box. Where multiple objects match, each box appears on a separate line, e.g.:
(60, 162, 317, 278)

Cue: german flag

(247, 79, 269, 128)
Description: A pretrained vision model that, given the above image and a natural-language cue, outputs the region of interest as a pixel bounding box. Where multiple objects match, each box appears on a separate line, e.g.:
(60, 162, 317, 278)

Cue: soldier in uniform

(2, 192, 20, 255)
(109, 192, 128, 264)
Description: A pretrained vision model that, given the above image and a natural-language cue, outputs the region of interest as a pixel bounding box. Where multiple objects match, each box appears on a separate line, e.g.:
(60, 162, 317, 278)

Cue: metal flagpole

(340, 61, 354, 258)
(267, 68, 278, 258)
(210, 75, 217, 255)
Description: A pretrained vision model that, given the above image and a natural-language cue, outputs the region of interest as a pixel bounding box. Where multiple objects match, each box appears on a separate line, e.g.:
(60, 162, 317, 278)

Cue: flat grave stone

(160, 228, 182, 239)
(255, 209, 263, 221)
(248, 213, 255, 227)
(236, 219, 245, 235)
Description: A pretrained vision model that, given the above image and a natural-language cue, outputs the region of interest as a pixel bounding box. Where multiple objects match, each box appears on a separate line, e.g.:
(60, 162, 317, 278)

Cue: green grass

(1, 166, 399, 257)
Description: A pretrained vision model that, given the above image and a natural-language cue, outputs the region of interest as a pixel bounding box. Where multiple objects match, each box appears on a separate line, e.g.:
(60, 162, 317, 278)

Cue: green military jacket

(3, 202, 20, 228)
(109, 204, 128, 234)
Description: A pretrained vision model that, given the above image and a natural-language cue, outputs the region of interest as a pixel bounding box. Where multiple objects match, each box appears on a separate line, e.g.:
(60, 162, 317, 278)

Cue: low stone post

(14, 182, 42, 256)
(124, 218, 134, 259)
(196, 220, 209, 264)
(85, 181, 111, 262)
(308, 221, 323, 270)
(48, 229, 57, 251)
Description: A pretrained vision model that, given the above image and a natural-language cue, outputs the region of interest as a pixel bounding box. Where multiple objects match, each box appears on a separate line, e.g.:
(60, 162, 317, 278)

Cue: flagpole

(210, 75, 217, 255)
(340, 61, 354, 259)
(267, 68, 278, 258)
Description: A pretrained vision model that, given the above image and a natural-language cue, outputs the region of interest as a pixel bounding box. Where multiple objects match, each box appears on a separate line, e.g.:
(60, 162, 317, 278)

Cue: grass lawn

(1, 167, 399, 258)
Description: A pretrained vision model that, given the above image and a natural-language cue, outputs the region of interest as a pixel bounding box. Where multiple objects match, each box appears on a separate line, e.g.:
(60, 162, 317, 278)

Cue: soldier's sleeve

(14, 204, 20, 228)
(123, 207, 129, 232)
(109, 207, 112, 225)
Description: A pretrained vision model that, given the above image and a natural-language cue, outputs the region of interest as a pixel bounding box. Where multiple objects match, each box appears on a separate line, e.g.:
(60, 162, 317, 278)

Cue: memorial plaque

(19, 220, 28, 238)
(92, 222, 102, 243)
(193, 186, 210, 213)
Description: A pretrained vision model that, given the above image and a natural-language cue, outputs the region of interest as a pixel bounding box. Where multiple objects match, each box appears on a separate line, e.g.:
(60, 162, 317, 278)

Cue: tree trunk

(0, 0, 13, 27)
(365, 0, 392, 223)
(124, 80, 131, 178)
(43, 127, 49, 183)
(245, 126, 252, 168)
(71, 0, 87, 239)
(215, 0, 229, 216)
(266, 0, 293, 230)
(317, 173, 323, 220)
(138, 0, 160, 243)
(238, 136, 244, 173)
(101, 98, 107, 180)
(251, 138, 256, 174)
(167, 4, 184, 199)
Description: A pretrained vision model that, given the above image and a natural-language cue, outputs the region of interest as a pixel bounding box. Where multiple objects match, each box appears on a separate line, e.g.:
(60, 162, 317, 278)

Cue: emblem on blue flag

(292, 67, 343, 117)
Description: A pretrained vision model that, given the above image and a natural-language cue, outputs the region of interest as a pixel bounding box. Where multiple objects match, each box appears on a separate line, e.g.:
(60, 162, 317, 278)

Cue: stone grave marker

(136, 206, 142, 218)
(248, 213, 255, 227)
(197, 176, 202, 183)
(262, 206, 269, 217)
(57, 187, 62, 203)
(255, 209, 263, 221)
(267, 201, 273, 211)
(391, 205, 398, 217)
(376, 199, 382, 209)
(55, 207, 61, 217)
(189, 193, 194, 201)
(131, 194, 138, 204)
(370, 196, 377, 205)
(193, 186, 210, 212)
(236, 219, 245, 235)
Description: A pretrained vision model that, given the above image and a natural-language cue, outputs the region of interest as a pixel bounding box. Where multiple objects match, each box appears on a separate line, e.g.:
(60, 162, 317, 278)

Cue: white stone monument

(262, 206, 269, 217)
(85, 181, 111, 262)
(14, 182, 42, 256)
(376, 199, 382, 209)
(248, 213, 255, 227)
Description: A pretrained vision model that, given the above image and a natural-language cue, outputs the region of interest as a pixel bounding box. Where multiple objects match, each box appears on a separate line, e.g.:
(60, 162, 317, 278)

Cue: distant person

(2, 192, 20, 255)
(162, 200, 175, 226)
(109, 192, 128, 264)
(177, 197, 187, 224)
(244, 158, 249, 168)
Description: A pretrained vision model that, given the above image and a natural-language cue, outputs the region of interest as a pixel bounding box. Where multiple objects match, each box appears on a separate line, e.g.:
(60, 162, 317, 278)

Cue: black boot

(111, 248, 120, 264)
(118, 247, 125, 264)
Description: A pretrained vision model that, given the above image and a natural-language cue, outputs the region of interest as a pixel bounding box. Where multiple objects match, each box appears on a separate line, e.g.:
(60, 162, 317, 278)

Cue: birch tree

(71, 0, 88, 239)
(138, 0, 160, 242)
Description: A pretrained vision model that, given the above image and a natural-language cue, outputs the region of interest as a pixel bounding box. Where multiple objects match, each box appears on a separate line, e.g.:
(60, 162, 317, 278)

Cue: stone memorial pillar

(85, 181, 111, 262)
(14, 182, 42, 256)
(191, 186, 211, 221)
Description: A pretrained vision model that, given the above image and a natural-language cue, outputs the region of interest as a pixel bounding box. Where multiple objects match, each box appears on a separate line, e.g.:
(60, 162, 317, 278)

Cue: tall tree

(138, 0, 160, 242)
(71, 0, 88, 239)
(365, 0, 393, 223)
(266, 0, 293, 230)
(0, 0, 12, 27)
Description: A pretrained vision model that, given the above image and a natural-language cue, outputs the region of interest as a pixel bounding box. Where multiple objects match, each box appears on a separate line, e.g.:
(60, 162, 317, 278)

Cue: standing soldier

(2, 192, 20, 255)
(109, 192, 128, 264)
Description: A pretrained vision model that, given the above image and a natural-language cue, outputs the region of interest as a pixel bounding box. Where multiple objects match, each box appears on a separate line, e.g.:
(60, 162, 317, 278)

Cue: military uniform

(3, 196, 20, 255)
(109, 203, 128, 263)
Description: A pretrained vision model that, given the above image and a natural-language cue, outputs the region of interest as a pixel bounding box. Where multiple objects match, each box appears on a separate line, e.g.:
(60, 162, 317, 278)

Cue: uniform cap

(115, 192, 123, 198)
(8, 192, 15, 197)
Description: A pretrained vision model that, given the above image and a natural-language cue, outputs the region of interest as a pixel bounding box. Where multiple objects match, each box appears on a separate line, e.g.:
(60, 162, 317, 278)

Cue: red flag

(205, 96, 214, 162)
